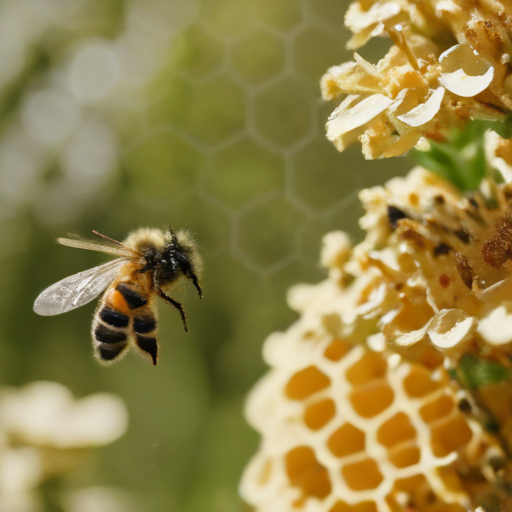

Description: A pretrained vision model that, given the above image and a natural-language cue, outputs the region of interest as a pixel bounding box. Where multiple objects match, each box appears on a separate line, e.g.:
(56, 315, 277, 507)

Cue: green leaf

(409, 118, 512, 192)
(456, 353, 510, 390)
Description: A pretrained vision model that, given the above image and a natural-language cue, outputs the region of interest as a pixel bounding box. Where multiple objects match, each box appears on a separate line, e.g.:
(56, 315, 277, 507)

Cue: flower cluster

(322, 0, 512, 159)
(241, 161, 512, 510)
(0, 381, 128, 512)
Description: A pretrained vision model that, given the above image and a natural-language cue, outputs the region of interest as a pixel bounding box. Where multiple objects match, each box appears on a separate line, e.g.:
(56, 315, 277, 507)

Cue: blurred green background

(0, 0, 411, 510)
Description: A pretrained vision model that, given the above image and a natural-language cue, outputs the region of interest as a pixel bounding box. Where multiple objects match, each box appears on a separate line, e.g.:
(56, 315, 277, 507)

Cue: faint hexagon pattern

(201, 0, 255, 36)
(294, 25, 347, 87)
(124, 130, 204, 201)
(150, 73, 246, 146)
(297, 218, 333, 264)
(307, 0, 347, 30)
(167, 193, 231, 253)
(206, 138, 285, 209)
(253, 78, 312, 148)
(237, 194, 304, 270)
(174, 27, 225, 80)
(293, 137, 361, 212)
(231, 29, 286, 85)
(256, 0, 303, 31)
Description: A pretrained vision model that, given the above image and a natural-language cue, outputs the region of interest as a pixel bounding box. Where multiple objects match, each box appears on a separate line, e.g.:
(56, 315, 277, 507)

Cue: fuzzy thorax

(123, 228, 202, 278)
(123, 228, 168, 252)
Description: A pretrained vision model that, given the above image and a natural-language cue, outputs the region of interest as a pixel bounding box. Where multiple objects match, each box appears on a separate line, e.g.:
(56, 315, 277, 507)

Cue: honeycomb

(240, 166, 512, 511)
(241, 312, 476, 510)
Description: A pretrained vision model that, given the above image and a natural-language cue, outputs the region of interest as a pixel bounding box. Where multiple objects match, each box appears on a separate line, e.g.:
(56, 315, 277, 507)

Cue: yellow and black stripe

(93, 281, 159, 365)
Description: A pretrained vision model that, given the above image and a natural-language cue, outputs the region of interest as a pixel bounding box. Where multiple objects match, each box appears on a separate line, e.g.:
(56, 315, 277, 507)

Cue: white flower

(0, 381, 128, 449)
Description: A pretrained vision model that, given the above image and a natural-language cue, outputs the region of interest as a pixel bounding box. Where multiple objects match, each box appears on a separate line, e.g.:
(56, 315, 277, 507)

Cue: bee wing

(34, 259, 128, 316)
(57, 237, 138, 258)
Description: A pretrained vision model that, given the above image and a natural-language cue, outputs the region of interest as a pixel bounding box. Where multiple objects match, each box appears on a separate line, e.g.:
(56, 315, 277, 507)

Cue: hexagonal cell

(304, 398, 335, 430)
(296, 218, 332, 264)
(264, 256, 326, 300)
(293, 137, 360, 212)
(349, 382, 394, 418)
(285, 446, 332, 500)
(327, 423, 365, 458)
(308, 0, 348, 31)
(165, 194, 231, 253)
(377, 412, 416, 448)
(253, 79, 312, 148)
(403, 366, 442, 398)
(285, 365, 330, 400)
(431, 414, 472, 457)
(206, 138, 284, 209)
(174, 27, 225, 80)
(419, 394, 454, 423)
(323, 338, 352, 362)
(341, 458, 383, 491)
(388, 446, 420, 469)
(149, 73, 245, 147)
(237, 194, 305, 269)
(293, 25, 347, 87)
(256, 0, 303, 31)
(124, 130, 204, 201)
(345, 352, 387, 386)
(201, 0, 254, 36)
(231, 29, 286, 85)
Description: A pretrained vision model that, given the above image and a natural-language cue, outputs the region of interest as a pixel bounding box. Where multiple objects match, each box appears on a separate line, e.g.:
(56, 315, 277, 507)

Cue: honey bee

(34, 227, 202, 366)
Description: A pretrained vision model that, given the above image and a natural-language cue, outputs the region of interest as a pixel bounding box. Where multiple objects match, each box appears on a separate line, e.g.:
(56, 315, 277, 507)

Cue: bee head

(165, 227, 203, 299)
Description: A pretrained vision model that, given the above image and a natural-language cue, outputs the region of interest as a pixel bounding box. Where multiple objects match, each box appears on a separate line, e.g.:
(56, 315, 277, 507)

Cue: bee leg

(156, 287, 188, 332)
(187, 271, 203, 299)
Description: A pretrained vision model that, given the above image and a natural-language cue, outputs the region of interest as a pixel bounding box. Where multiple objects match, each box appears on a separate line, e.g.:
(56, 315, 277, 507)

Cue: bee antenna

(168, 221, 177, 243)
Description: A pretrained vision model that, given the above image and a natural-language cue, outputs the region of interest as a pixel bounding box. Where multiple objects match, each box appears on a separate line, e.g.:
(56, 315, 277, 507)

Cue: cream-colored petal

(428, 309, 476, 351)
(397, 87, 445, 127)
(478, 303, 512, 345)
(345, 1, 401, 34)
(382, 130, 422, 157)
(439, 44, 494, 98)
(326, 94, 394, 143)
(320, 231, 352, 272)
(321, 61, 383, 97)
(353, 52, 379, 77)
(390, 321, 430, 348)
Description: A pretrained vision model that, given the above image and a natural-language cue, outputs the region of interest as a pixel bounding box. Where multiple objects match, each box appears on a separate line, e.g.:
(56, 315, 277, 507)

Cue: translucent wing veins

(34, 259, 127, 316)
(57, 237, 138, 258)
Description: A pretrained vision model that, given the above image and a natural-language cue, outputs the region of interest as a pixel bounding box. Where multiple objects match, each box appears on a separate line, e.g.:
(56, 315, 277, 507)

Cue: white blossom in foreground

(63, 486, 135, 512)
(0, 381, 129, 511)
(0, 381, 128, 449)
(0, 431, 43, 512)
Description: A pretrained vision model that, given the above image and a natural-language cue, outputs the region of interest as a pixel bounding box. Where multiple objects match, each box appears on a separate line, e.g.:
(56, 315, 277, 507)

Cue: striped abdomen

(92, 271, 159, 365)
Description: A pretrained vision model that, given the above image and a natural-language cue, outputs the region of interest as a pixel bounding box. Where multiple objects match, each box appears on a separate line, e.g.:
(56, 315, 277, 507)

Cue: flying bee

(33, 227, 203, 366)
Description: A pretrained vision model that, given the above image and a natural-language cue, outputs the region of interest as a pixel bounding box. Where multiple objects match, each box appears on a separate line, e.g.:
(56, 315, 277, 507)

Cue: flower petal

(428, 309, 476, 351)
(438, 44, 494, 98)
(326, 94, 395, 142)
(477, 304, 512, 346)
(345, 2, 401, 34)
(397, 87, 445, 127)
